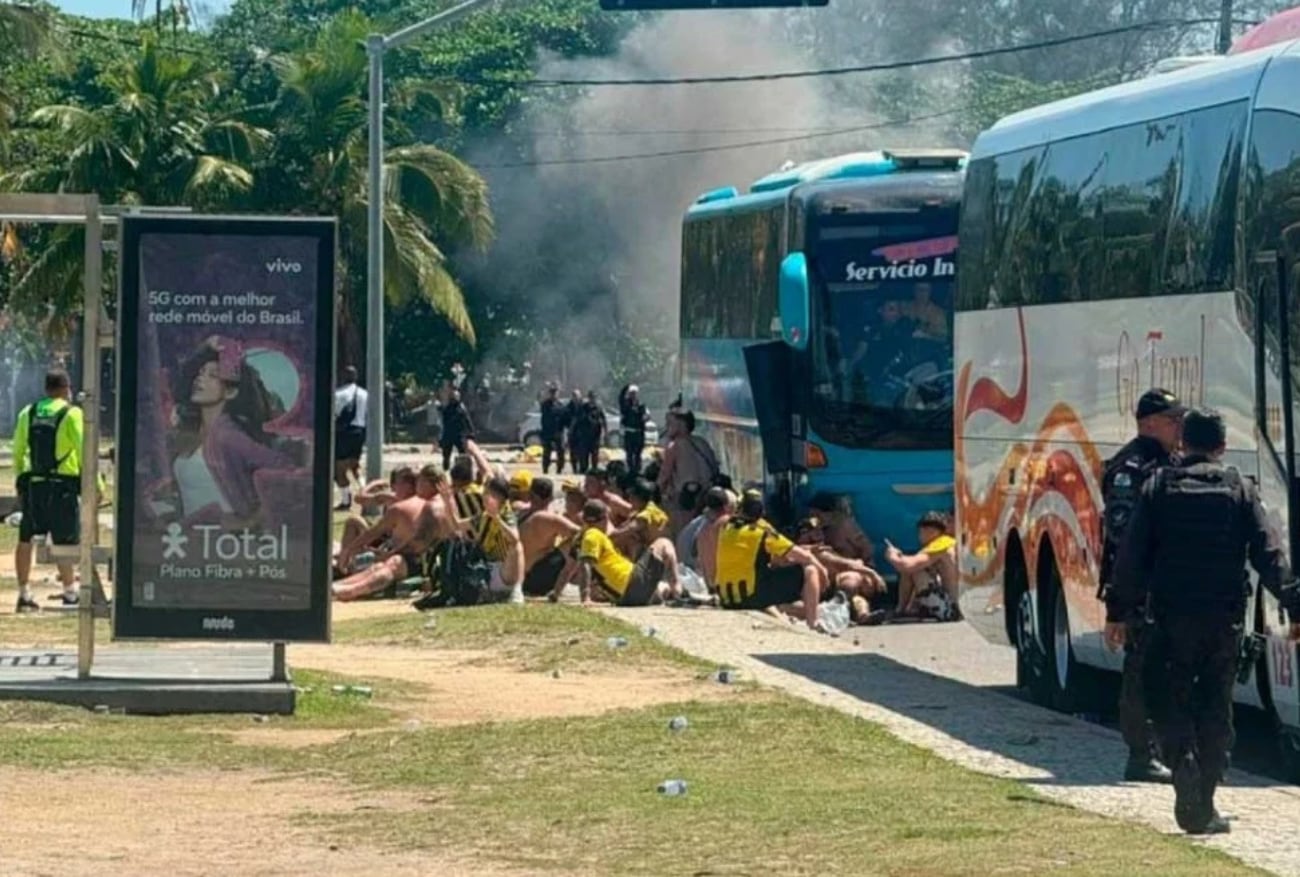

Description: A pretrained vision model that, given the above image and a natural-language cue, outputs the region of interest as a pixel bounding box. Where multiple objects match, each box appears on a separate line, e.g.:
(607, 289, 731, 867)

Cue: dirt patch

(0, 767, 538, 877)
(225, 643, 738, 750)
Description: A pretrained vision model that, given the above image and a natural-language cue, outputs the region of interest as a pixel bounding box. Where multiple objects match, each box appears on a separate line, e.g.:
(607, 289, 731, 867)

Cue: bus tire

(1040, 555, 1104, 715)
(1016, 589, 1053, 707)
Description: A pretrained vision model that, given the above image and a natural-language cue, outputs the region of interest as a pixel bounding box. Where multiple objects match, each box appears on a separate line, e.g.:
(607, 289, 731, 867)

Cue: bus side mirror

(779, 252, 810, 351)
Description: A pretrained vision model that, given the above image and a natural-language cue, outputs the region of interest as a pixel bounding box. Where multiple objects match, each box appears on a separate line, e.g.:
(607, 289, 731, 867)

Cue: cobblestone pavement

(606, 607, 1300, 876)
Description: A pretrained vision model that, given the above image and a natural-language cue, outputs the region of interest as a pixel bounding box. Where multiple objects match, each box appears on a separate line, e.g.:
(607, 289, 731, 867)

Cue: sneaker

(59, 592, 79, 606)
(411, 592, 442, 612)
(15, 595, 39, 614)
(1124, 754, 1173, 784)
(508, 585, 525, 605)
(1173, 754, 1209, 832)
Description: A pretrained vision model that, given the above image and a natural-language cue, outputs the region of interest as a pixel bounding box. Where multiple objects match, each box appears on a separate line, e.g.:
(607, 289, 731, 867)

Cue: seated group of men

(330, 443, 682, 608)
(330, 444, 959, 632)
(670, 488, 957, 631)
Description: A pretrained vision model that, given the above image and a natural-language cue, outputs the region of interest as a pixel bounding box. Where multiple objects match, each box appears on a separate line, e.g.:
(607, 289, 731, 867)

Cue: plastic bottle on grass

(606, 636, 629, 649)
(668, 716, 689, 732)
(657, 779, 688, 796)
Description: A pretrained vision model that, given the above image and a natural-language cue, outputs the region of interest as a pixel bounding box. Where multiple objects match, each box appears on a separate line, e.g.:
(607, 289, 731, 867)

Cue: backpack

(335, 388, 359, 432)
(419, 538, 493, 608)
(26, 401, 70, 478)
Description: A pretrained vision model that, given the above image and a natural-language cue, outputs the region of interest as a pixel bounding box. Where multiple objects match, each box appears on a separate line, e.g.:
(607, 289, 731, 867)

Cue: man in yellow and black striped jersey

(715, 490, 829, 630)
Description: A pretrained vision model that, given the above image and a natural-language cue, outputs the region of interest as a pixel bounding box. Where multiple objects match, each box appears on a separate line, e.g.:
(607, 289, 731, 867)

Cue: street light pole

(364, 0, 502, 480)
(365, 34, 385, 481)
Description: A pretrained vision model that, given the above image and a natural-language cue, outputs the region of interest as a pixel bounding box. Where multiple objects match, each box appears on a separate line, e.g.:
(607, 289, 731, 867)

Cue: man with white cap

(619, 382, 650, 476)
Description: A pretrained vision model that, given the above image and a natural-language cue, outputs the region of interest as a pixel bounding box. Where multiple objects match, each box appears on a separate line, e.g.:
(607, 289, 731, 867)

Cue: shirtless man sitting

(518, 477, 581, 597)
(335, 466, 418, 573)
(583, 465, 633, 526)
(561, 480, 588, 528)
(332, 464, 453, 601)
(796, 517, 887, 622)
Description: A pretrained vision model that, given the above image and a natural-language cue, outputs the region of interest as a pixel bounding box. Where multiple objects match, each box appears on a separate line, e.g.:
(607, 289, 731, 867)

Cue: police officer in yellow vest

(715, 489, 829, 630)
(13, 369, 84, 612)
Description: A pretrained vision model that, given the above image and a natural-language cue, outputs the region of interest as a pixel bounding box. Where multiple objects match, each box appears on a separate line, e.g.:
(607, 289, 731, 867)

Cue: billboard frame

(114, 214, 336, 643)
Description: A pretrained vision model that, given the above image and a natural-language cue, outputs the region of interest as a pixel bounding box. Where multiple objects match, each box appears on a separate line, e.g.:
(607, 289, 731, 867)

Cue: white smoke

(463, 6, 962, 400)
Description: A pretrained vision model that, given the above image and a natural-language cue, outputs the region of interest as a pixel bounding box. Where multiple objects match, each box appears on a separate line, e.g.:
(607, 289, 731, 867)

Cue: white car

(517, 408, 659, 449)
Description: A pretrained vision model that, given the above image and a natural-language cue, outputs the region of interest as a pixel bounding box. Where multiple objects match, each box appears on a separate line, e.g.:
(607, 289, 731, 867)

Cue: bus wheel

(1016, 591, 1053, 707)
(1043, 564, 1102, 715)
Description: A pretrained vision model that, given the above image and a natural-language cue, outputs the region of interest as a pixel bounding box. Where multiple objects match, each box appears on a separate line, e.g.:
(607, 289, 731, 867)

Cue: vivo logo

(202, 616, 235, 632)
(266, 257, 303, 274)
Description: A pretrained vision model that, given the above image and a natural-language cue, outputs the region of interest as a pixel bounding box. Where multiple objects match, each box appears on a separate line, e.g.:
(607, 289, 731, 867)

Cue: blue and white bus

(678, 149, 966, 554)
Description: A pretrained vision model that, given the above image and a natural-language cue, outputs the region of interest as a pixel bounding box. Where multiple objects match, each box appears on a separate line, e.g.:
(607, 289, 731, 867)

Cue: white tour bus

(955, 41, 1300, 778)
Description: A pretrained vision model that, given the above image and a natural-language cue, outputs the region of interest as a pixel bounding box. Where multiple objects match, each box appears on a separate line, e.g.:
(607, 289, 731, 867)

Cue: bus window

(806, 215, 957, 450)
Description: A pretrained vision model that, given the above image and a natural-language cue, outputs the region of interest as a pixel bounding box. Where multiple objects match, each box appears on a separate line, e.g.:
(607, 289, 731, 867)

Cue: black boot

(1173, 753, 1211, 832)
(1124, 750, 1173, 784)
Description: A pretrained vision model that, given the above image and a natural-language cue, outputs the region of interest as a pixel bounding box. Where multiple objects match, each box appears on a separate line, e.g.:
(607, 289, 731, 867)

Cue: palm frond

(184, 154, 254, 199)
(386, 144, 493, 252)
(379, 203, 474, 345)
(7, 224, 86, 318)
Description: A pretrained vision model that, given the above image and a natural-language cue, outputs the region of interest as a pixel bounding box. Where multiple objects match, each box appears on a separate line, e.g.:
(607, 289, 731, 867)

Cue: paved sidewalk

(607, 607, 1300, 876)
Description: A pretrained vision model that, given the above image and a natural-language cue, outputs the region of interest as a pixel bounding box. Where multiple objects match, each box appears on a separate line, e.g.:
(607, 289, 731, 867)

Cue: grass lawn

(0, 606, 1260, 875)
(334, 603, 715, 674)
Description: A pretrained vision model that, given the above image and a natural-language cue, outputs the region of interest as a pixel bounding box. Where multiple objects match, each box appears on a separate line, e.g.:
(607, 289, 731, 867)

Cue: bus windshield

(808, 216, 956, 450)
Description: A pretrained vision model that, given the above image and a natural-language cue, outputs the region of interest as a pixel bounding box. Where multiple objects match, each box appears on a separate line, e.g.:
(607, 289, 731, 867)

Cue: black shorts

(619, 551, 666, 607)
(336, 428, 366, 462)
(523, 548, 567, 597)
(18, 478, 80, 546)
(721, 565, 804, 611)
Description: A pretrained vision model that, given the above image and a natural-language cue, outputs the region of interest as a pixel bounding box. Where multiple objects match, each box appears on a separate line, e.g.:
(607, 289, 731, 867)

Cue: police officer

(1099, 387, 1184, 783)
(1108, 407, 1300, 835)
(539, 383, 566, 475)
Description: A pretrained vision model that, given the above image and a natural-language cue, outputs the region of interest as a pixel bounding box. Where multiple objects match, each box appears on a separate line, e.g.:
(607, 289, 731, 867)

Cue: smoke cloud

(463, 6, 956, 402)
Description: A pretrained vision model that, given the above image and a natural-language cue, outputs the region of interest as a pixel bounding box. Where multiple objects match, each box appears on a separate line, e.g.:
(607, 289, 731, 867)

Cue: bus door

(744, 340, 804, 524)
(1256, 253, 1300, 733)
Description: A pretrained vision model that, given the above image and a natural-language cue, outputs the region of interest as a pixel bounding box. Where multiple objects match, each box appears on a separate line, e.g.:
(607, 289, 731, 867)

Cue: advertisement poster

(115, 216, 335, 642)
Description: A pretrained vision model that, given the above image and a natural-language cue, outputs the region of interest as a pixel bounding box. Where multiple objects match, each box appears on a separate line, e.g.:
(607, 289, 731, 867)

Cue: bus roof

(686, 149, 967, 222)
(971, 39, 1300, 160)
(795, 169, 964, 215)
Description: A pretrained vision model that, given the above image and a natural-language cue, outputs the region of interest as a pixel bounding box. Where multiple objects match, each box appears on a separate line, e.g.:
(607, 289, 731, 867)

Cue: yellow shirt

(923, 534, 957, 555)
(455, 483, 485, 519)
(634, 501, 668, 540)
(577, 526, 634, 598)
(475, 506, 517, 562)
(14, 398, 83, 479)
(715, 519, 794, 606)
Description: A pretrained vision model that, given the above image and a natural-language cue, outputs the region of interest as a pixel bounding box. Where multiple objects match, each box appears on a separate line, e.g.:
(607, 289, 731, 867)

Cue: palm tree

(0, 2, 54, 130)
(260, 10, 494, 345)
(5, 36, 266, 315)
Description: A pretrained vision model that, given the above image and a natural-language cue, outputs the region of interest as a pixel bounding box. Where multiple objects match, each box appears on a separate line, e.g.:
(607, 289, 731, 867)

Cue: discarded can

(641, 626, 658, 638)
(714, 669, 737, 684)
(606, 636, 629, 649)
(668, 716, 689, 732)
(657, 779, 688, 796)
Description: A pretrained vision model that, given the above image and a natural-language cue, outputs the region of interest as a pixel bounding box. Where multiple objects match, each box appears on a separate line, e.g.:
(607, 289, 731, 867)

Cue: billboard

(115, 216, 336, 642)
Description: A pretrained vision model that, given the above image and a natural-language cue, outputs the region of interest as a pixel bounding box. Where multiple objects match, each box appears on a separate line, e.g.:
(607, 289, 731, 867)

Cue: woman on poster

(159, 335, 301, 527)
